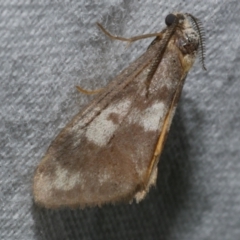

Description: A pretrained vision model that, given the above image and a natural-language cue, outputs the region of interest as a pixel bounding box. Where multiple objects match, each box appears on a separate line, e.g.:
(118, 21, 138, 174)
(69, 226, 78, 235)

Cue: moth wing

(33, 39, 186, 208)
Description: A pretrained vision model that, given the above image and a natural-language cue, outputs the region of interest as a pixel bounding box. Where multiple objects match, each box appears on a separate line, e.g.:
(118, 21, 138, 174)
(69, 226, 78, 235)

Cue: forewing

(33, 39, 185, 208)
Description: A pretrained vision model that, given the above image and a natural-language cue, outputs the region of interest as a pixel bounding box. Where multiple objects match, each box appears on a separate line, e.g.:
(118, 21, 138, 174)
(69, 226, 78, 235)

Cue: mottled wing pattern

(33, 38, 185, 208)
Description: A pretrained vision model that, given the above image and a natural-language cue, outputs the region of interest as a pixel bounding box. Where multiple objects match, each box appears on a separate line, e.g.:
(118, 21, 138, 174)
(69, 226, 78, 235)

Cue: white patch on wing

(86, 99, 132, 146)
(140, 102, 165, 131)
(54, 164, 84, 191)
(69, 107, 102, 147)
(128, 102, 166, 131)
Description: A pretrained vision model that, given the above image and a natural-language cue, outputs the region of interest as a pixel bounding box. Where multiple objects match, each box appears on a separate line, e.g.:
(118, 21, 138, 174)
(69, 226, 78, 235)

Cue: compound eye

(165, 14, 176, 26)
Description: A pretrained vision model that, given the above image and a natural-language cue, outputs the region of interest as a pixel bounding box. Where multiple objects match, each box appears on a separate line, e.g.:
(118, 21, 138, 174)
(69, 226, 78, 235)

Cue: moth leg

(97, 23, 163, 44)
(76, 86, 103, 95)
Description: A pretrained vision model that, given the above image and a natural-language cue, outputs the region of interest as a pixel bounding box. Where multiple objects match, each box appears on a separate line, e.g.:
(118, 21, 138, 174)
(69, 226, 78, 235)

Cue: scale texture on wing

(34, 6, 209, 208)
(33, 38, 185, 208)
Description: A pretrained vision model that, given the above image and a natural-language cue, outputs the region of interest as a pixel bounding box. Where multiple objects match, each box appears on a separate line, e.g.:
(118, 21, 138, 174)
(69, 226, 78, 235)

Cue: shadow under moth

(33, 12, 206, 208)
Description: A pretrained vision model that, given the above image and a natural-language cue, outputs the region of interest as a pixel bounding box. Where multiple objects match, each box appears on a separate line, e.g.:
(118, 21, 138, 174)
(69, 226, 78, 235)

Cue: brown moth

(33, 12, 206, 208)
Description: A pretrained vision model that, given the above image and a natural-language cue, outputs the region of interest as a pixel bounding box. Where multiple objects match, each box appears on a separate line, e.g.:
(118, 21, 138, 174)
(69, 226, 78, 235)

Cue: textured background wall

(1, 0, 240, 239)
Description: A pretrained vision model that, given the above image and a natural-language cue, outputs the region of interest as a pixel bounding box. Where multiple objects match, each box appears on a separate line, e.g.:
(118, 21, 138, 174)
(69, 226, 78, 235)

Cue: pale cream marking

(134, 166, 158, 203)
(148, 166, 158, 187)
(86, 99, 132, 147)
(54, 164, 84, 191)
(34, 174, 53, 202)
(70, 106, 102, 147)
(128, 102, 166, 132)
(98, 169, 111, 185)
(134, 190, 147, 203)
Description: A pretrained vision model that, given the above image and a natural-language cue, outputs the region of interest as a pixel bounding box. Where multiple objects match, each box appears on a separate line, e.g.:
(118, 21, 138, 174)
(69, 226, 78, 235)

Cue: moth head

(165, 13, 206, 70)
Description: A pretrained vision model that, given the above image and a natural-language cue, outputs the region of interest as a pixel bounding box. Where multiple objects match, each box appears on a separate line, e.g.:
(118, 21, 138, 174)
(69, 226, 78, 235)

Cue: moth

(33, 12, 206, 208)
